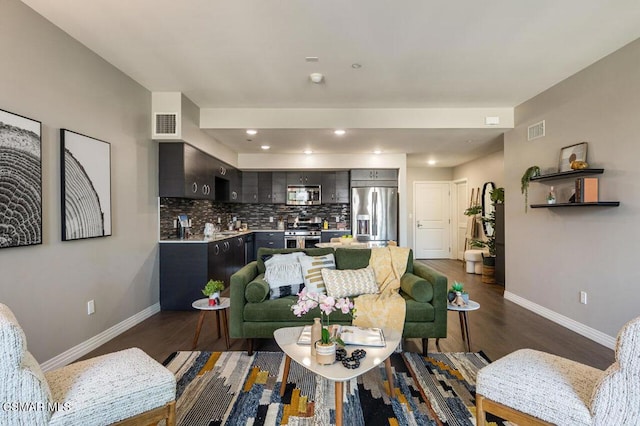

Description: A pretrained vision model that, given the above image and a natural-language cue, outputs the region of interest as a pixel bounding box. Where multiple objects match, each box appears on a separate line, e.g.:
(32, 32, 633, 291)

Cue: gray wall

(0, 0, 157, 362)
(453, 149, 505, 195)
(504, 38, 640, 339)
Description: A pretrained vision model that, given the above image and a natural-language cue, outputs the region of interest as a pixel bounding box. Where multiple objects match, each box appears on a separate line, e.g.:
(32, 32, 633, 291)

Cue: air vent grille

(528, 120, 545, 141)
(155, 113, 177, 135)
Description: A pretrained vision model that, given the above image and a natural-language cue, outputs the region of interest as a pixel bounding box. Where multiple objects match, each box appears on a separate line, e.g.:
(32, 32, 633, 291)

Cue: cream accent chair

(476, 316, 640, 426)
(0, 303, 176, 425)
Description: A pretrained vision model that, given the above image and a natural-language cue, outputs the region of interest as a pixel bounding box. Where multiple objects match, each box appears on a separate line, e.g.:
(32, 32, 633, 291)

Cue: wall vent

(154, 113, 178, 136)
(528, 120, 545, 141)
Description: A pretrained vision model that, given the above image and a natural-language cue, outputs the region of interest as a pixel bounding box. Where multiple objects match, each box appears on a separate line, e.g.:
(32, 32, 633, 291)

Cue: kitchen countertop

(159, 228, 351, 243)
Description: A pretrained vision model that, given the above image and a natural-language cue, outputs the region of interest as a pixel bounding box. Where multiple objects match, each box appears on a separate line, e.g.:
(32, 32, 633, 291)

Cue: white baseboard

(41, 303, 161, 372)
(503, 291, 616, 350)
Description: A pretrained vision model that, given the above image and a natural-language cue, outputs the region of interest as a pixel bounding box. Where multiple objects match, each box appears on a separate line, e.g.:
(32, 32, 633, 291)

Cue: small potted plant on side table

(448, 281, 469, 306)
(202, 279, 225, 306)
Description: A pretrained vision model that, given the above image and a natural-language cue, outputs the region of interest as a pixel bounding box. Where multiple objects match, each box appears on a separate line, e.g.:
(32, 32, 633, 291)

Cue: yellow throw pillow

(321, 267, 378, 299)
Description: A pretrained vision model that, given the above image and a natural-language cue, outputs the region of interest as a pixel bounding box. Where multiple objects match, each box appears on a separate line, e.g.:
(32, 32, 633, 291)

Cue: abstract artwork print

(61, 129, 112, 241)
(0, 109, 42, 249)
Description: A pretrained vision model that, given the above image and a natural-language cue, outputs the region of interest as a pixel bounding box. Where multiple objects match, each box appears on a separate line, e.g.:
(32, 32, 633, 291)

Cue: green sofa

(230, 247, 448, 355)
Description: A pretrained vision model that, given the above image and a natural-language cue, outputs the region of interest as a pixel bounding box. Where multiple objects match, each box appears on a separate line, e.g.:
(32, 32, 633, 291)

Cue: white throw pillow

(321, 267, 378, 299)
(264, 252, 305, 299)
(298, 253, 336, 294)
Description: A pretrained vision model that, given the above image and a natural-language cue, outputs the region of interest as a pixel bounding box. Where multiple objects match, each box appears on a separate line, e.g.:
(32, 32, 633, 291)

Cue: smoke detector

(309, 73, 324, 84)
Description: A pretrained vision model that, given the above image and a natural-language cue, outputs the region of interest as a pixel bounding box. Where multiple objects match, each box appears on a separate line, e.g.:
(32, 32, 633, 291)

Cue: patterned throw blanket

(352, 246, 411, 336)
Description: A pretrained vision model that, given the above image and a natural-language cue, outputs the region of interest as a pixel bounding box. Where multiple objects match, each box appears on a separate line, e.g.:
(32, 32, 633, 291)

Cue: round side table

(191, 297, 231, 350)
(437, 300, 480, 352)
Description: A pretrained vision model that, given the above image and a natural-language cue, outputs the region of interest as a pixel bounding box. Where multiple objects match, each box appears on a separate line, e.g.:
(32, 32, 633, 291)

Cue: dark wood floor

(82, 259, 614, 370)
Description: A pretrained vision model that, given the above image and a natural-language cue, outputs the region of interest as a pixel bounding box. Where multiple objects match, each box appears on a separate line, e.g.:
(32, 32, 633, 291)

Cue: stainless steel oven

(284, 230, 321, 249)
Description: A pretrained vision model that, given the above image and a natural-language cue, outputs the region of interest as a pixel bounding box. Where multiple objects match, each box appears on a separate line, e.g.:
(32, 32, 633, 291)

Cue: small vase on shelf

(547, 186, 557, 204)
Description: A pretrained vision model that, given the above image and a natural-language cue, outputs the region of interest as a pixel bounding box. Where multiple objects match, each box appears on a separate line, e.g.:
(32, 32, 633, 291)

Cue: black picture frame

(61, 129, 112, 241)
(558, 142, 588, 172)
(0, 109, 42, 249)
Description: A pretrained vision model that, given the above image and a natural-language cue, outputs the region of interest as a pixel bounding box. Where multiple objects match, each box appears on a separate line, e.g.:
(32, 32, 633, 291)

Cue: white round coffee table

(274, 326, 401, 426)
(191, 297, 231, 350)
(440, 300, 480, 352)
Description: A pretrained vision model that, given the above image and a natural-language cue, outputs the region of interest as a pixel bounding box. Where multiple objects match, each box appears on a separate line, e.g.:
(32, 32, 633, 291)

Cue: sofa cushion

(334, 248, 371, 270)
(256, 247, 334, 274)
(400, 273, 433, 302)
(299, 253, 336, 294)
(322, 267, 378, 298)
(245, 274, 269, 303)
(264, 252, 305, 299)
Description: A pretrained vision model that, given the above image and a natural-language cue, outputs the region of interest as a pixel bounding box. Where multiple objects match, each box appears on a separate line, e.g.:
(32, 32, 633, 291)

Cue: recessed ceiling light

(334, 129, 346, 136)
(373, 150, 382, 155)
(261, 145, 270, 150)
(351, 63, 362, 69)
(246, 129, 257, 135)
(427, 159, 437, 166)
(303, 150, 313, 155)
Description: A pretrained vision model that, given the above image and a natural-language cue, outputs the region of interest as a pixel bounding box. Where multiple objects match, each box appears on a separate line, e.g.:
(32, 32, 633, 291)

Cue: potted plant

(202, 279, 225, 306)
(448, 281, 469, 304)
(291, 288, 356, 364)
(521, 166, 541, 212)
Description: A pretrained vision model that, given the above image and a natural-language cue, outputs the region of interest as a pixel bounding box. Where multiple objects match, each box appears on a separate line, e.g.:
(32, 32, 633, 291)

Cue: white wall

(0, 0, 157, 362)
(505, 38, 640, 341)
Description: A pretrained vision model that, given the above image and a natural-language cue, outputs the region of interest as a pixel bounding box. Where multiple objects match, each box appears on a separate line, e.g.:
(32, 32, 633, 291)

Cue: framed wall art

(61, 129, 112, 241)
(0, 109, 42, 249)
(558, 142, 588, 172)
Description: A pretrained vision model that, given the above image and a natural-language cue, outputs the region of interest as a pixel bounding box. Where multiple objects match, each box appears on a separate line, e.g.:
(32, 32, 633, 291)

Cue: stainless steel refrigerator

(351, 187, 398, 245)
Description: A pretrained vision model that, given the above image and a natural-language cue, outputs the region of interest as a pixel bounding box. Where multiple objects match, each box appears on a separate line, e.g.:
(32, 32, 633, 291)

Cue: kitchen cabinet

(212, 158, 241, 203)
(271, 172, 287, 203)
(159, 142, 214, 199)
(287, 171, 321, 185)
(242, 172, 259, 203)
(322, 171, 350, 204)
(258, 172, 273, 203)
(321, 230, 351, 242)
(350, 169, 397, 181)
(254, 231, 284, 259)
(160, 236, 249, 310)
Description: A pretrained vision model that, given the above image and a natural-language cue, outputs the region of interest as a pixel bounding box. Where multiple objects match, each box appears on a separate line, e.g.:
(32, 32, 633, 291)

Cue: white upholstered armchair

(0, 303, 176, 425)
(476, 316, 640, 425)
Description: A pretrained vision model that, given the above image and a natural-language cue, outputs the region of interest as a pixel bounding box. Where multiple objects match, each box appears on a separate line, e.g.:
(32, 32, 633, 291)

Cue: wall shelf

(530, 202, 620, 208)
(530, 168, 604, 182)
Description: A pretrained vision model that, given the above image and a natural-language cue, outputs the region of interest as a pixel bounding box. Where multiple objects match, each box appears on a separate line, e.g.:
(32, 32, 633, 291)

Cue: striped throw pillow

(321, 267, 378, 299)
(299, 253, 336, 294)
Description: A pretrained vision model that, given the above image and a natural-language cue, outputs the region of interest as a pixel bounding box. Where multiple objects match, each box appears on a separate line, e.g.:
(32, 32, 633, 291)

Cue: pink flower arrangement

(291, 288, 356, 344)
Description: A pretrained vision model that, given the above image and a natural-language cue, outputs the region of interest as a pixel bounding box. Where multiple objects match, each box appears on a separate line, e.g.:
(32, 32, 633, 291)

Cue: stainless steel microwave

(286, 185, 321, 205)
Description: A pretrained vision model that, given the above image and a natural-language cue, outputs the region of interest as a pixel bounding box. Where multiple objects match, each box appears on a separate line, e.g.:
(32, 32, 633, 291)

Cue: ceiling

(21, 0, 640, 167)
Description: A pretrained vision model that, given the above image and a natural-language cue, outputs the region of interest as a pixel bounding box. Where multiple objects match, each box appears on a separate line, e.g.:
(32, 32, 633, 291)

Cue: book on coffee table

(296, 325, 386, 347)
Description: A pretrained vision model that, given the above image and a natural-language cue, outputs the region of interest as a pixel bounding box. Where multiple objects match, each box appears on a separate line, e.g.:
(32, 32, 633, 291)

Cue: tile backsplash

(159, 197, 350, 239)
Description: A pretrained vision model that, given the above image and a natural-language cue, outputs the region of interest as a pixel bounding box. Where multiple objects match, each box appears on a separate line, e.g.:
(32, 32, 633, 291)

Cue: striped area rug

(163, 351, 508, 426)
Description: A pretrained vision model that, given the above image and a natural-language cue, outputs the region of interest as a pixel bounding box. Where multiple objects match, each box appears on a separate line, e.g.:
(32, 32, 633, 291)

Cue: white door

(455, 180, 468, 260)
(414, 182, 451, 259)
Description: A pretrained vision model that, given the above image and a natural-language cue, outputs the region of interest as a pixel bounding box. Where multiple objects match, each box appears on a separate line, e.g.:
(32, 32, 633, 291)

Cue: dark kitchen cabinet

(253, 231, 284, 259)
(321, 230, 350, 242)
(321, 171, 350, 204)
(212, 158, 241, 203)
(160, 236, 249, 310)
(335, 171, 350, 203)
(159, 142, 214, 199)
(271, 172, 287, 204)
(228, 168, 241, 202)
(258, 172, 273, 203)
(242, 172, 259, 203)
(287, 171, 321, 185)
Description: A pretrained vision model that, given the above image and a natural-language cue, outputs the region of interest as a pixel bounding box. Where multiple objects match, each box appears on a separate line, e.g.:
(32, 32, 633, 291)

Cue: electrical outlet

(87, 300, 95, 315)
(269, 217, 274, 222)
(580, 291, 587, 304)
